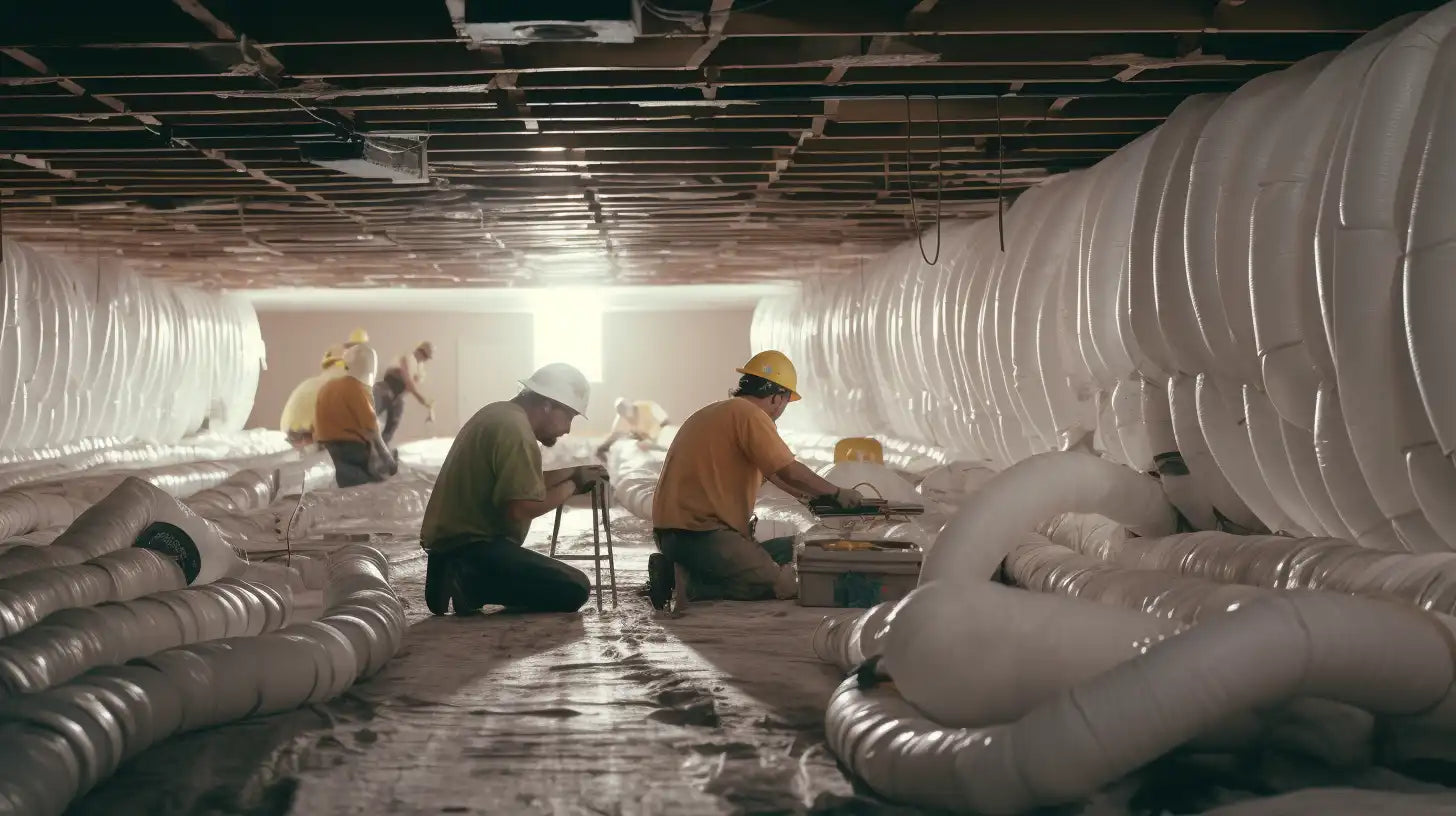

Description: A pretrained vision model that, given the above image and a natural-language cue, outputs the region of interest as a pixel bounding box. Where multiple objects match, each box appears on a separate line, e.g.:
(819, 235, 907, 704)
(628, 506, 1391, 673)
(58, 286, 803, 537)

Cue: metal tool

(548, 479, 618, 612)
(806, 495, 925, 518)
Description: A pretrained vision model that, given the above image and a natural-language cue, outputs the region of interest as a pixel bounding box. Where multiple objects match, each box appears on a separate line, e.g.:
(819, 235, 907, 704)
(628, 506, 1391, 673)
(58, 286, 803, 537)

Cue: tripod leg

(591, 484, 603, 613)
(549, 502, 563, 557)
(602, 483, 617, 608)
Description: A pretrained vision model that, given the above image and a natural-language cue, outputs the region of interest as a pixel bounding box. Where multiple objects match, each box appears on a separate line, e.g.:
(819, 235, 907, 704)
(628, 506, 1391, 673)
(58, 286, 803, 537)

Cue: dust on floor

(71, 505, 904, 816)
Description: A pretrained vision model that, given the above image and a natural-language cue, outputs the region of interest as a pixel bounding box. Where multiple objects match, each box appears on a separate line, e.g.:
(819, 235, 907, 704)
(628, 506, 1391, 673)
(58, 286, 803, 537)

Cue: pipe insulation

(0, 544, 403, 816)
(0, 238, 265, 458)
(823, 581, 1456, 814)
(751, 1, 1456, 549)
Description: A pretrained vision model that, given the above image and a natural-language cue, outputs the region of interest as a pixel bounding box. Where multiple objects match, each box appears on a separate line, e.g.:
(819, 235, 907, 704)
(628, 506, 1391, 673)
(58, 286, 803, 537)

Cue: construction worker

(647, 350, 865, 609)
(343, 327, 370, 351)
(314, 344, 397, 488)
(421, 362, 606, 615)
(374, 340, 436, 444)
(595, 397, 672, 459)
(278, 346, 346, 447)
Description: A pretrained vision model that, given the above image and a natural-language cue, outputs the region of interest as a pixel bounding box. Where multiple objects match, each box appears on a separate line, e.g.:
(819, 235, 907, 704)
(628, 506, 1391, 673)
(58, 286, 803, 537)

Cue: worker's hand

(425, 401, 436, 424)
(830, 487, 866, 510)
(571, 464, 608, 494)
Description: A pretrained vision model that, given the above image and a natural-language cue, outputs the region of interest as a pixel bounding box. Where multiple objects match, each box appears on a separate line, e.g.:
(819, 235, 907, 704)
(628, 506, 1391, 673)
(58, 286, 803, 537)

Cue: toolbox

(796, 537, 924, 608)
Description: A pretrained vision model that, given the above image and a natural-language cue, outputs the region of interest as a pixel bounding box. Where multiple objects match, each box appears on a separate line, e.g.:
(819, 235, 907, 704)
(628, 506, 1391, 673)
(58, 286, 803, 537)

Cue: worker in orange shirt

(314, 344, 397, 487)
(648, 351, 863, 609)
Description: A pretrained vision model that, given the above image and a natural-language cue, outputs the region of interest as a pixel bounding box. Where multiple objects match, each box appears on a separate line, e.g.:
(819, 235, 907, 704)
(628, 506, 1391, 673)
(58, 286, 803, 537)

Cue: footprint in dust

(689, 741, 759, 760)
(649, 687, 721, 727)
(467, 707, 582, 719)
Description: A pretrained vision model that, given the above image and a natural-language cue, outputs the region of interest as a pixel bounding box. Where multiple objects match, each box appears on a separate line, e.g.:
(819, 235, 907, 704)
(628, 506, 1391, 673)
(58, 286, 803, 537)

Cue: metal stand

(548, 481, 618, 612)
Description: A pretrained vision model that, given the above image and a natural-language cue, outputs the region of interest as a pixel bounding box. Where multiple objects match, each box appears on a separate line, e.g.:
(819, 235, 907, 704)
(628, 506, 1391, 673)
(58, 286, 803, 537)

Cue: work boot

(424, 552, 464, 615)
(647, 552, 675, 611)
(672, 563, 690, 612)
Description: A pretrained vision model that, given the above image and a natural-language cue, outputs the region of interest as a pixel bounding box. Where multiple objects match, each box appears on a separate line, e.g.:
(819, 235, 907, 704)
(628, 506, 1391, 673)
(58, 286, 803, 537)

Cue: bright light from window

(533, 290, 604, 383)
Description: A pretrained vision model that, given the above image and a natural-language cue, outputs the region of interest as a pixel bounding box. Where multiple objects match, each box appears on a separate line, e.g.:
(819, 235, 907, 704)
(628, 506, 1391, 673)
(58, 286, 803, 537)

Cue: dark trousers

(432, 536, 590, 613)
(654, 528, 796, 601)
(372, 381, 406, 444)
(321, 440, 380, 488)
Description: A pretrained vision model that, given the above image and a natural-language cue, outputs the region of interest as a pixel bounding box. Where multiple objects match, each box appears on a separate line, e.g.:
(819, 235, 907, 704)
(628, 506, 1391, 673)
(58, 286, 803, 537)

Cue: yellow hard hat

(348, 328, 370, 345)
(736, 350, 800, 401)
(320, 345, 345, 369)
(834, 437, 883, 464)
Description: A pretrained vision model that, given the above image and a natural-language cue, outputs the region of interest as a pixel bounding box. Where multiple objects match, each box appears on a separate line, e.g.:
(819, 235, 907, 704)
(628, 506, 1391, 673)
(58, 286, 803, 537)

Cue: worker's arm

(504, 480, 576, 523)
(770, 460, 844, 501)
(400, 355, 433, 408)
(594, 432, 628, 459)
(764, 471, 796, 495)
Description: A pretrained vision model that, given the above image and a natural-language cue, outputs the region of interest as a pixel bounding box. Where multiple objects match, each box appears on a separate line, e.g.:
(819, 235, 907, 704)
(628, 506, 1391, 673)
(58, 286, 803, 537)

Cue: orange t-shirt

(652, 398, 796, 536)
(313, 377, 379, 443)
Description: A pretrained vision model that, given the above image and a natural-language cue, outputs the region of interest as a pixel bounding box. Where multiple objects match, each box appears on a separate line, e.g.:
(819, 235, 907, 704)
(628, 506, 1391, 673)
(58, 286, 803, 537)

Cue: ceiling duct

(298, 137, 430, 184)
(448, 0, 640, 44)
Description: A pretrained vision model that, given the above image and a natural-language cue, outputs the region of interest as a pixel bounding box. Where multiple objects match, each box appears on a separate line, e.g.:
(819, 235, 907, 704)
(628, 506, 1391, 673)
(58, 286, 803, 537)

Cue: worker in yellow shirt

(648, 351, 863, 609)
(278, 346, 346, 447)
(314, 344, 397, 487)
(595, 397, 671, 459)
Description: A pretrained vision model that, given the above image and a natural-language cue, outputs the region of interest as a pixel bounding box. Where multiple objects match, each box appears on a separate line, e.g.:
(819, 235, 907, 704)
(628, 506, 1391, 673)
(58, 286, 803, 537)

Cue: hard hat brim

(734, 367, 801, 401)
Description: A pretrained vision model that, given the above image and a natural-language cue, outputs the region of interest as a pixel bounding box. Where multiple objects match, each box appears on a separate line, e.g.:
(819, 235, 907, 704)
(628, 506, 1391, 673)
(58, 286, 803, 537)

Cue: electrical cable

(996, 94, 1006, 252)
(903, 95, 943, 266)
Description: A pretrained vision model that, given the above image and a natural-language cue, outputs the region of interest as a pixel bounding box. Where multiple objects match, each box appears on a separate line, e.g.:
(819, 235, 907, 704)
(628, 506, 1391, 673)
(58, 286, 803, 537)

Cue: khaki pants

(654, 528, 798, 601)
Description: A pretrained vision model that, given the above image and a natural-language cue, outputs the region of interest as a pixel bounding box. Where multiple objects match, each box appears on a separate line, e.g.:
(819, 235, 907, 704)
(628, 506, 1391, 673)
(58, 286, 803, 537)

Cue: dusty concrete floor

(71, 501, 903, 816)
(66, 495, 1456, 816)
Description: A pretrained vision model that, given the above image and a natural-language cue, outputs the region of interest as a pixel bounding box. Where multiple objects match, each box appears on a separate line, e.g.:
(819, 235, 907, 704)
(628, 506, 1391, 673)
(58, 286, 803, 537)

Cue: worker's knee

(547, 569, 591, 612)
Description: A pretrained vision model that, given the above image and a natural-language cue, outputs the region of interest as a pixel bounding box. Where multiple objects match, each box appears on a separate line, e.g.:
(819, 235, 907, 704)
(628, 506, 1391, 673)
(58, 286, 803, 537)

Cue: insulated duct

(752, 2, 1456, 550)
(0, 239, 265, 458)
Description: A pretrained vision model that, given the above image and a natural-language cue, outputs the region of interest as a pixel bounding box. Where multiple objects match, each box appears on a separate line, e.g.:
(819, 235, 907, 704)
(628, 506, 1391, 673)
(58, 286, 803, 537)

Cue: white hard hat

(520, 362, 590, 417)
(343, 343, 378, 386)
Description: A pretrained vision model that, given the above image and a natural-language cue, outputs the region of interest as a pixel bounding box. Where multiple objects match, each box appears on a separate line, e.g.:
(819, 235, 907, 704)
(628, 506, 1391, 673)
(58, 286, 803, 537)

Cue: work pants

(320, 440, 384, 488)
(372, 381, 406, 444)
(431, 535, 590, 613)
(654, 527, 797, 601)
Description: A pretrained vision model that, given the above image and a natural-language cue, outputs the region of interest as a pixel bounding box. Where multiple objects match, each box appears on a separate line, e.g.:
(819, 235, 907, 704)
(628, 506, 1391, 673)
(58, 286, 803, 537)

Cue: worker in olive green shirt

(422, 362, 607, 615)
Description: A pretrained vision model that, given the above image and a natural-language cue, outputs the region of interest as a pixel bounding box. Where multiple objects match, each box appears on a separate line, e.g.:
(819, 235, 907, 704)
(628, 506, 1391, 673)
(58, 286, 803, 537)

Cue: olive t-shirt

(420, 401, 545, 551)
(652, 398, 796, 537)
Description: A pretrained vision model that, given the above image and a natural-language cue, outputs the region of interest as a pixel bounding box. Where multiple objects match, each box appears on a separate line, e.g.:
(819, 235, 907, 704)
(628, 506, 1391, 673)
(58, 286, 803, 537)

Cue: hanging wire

(903, 94, 942, 266)
(995, 94, 1006, 253)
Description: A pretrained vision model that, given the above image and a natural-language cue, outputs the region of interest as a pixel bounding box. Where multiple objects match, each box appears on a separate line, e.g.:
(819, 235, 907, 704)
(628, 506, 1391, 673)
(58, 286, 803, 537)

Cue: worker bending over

(648, 351, 863, 609)
(595, 397, 671, 459)
(278, 346, 346, 447)
(422, 363, 607, 615)
(314, 344, 398, 487)
(374, 341, 436, 444)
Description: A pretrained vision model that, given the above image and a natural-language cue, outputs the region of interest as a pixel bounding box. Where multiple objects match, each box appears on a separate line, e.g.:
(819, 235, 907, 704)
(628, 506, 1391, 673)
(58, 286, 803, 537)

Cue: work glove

(830, 487, 866, 510)
(425, 402, 436, 424)
(571, 464, 608, 495)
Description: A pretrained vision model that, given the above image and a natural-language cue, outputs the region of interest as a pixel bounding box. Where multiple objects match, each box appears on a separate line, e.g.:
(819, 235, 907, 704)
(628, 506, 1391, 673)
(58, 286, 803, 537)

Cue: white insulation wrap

(826, 582, 1456, 814)
(0, 238, 265, 457)
(0, 545, 402, 816)
(752, 2, 1456, 551)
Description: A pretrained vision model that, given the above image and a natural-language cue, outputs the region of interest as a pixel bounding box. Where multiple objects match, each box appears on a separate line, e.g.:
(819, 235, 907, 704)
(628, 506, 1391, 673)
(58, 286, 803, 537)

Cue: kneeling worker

(648, 351, 864, 608)
(314, 344, 397, 487)
(595, 397, 671, 459)
(421, 363, 607, 615)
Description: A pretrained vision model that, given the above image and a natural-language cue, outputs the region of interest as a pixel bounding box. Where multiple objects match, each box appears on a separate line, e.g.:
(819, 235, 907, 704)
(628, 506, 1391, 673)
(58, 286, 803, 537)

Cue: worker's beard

(536, 433, 559, 447)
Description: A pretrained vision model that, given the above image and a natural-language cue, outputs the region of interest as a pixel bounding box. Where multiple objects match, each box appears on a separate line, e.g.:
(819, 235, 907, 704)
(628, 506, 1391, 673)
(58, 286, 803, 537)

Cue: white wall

(248, 307, 755, 444)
